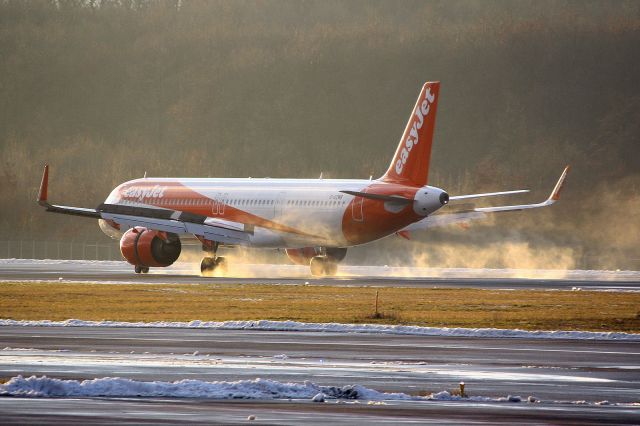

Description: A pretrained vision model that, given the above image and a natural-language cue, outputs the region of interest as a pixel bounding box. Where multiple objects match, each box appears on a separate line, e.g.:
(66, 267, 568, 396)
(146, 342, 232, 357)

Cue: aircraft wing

(37, 165, 252, 245)
(401, 165, 570, 234)
(98, 204, 251, 245)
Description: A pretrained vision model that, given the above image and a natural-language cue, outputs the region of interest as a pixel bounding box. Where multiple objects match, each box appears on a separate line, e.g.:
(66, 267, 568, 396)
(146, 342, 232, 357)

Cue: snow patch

(0, 375, 411, 400)
(312, 392, 325, 402)
(1, 318, 638, 341)
(2, 376, 632, 406)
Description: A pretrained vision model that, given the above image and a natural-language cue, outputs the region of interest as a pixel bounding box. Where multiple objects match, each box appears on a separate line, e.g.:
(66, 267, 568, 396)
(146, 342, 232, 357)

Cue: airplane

(37, 81, 569, 276)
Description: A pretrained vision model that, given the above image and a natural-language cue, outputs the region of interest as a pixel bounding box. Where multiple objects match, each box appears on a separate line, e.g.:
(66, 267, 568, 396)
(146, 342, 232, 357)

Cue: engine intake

(120, 227, 181, 267)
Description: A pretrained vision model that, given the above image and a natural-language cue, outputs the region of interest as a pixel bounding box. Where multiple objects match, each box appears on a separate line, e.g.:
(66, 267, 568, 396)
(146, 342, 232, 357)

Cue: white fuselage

(102, 177, 447, 248)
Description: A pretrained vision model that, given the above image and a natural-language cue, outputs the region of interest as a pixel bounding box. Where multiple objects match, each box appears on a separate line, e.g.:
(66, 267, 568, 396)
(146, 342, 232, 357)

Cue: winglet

(38, 164, 50, 206)
(473, 165, 571, 213)
(549, 165, 570, 201)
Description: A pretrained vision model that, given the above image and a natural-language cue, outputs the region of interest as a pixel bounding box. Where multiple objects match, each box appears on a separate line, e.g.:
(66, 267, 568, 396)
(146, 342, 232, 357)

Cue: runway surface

(1, 259, 639, 422)
(1, 326, 639, 424)
(1, 259, 639, 291)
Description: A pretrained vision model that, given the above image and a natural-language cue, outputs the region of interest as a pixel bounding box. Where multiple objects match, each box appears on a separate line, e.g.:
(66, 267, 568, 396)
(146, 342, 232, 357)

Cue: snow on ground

(0, 375, 492, 402)
(1, 318, 638, 341)
(0, 375, 414, 400)
(0, 375, 629, 407)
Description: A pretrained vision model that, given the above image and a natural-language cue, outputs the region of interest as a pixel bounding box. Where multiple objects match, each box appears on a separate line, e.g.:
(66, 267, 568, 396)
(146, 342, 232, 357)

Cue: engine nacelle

(285, 247, 347, 265)
(119, 227, 181, 267)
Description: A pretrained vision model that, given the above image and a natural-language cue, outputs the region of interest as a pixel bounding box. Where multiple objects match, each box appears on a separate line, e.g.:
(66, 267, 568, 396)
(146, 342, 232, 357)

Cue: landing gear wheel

(201, 256, 228, 275)
(310, 256, 338, 277)
(323, 260, 338, 276)
(200, 257, 216, 274)
(310, 256, 324, 276)
(135, 265, 150, 274)
(214, 256, 228, 274)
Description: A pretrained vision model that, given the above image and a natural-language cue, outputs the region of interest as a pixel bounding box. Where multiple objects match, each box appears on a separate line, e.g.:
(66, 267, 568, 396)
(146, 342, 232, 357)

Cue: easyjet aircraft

(37, 82, 569, 276)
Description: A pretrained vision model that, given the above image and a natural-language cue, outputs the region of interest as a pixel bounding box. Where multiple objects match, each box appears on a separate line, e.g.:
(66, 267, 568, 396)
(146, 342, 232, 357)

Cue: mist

(1, 0, 639, 269)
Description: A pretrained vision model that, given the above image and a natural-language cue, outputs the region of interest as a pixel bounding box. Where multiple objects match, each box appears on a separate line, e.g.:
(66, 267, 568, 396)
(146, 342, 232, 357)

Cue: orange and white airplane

(37, 82, 569, 276)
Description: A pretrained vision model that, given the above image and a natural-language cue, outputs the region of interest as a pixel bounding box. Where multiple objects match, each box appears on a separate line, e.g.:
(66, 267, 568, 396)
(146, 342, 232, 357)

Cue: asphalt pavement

(1, 259, 639, 291)
(1, 326, 639, 424)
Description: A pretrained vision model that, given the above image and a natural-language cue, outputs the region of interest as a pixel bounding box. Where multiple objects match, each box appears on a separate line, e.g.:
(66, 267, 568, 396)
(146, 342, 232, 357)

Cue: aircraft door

(351, 191, 365, 222)
(274, 191, 286, 220)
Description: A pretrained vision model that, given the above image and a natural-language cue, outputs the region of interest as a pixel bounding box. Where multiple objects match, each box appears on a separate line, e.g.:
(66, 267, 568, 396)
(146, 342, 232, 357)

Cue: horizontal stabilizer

(449, 189, 529, 201)
(475, 165, 570, 213)
(400, 165, 570, 232)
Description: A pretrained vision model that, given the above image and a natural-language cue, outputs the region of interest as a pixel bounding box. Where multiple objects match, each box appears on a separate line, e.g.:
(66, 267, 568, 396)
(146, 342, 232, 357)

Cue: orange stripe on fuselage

(117, 182, 320, 238)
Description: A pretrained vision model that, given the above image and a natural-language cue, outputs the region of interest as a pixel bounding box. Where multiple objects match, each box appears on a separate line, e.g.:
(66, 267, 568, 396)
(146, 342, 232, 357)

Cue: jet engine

(119, 227, 181, 268)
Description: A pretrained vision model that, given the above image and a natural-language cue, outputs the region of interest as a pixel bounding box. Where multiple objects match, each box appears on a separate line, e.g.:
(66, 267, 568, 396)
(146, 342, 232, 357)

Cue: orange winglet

(550, 165, 571, 201)
(38, 164, 49, 206)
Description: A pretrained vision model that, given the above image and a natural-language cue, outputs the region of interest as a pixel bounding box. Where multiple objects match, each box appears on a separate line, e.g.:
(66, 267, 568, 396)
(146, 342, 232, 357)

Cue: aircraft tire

(200, 256, 216, 274)
(310, 256, 338, 276)
(323, 260, 338, 276)
(310, 256, 325, 276)
(214, 256, 228, 274)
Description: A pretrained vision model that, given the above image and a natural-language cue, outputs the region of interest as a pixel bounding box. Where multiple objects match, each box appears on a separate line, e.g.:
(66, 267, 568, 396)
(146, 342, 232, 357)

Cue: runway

(1, 326, 639, 424)
(1, 259, 639, 291)
(1, 259, 639, 423)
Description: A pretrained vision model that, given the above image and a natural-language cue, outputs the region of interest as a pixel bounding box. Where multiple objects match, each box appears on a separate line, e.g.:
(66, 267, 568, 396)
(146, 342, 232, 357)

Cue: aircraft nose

(439, 192, 449, 205)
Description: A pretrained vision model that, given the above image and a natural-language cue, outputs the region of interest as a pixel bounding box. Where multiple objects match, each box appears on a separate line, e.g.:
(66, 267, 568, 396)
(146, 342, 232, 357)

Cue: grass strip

(0, 282, 639, 332)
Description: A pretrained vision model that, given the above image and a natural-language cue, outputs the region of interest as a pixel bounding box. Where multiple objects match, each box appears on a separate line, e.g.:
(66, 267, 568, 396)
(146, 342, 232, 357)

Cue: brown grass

(0, 282, 639, 332)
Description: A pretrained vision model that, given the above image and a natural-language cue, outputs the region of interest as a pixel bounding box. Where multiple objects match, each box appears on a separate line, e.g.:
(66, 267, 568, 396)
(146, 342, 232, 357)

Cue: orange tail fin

(382, 81, 440, 187)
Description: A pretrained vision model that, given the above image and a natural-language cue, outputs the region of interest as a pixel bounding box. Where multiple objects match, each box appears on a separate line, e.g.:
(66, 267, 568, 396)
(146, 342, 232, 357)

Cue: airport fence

(0, 240, 123, 261)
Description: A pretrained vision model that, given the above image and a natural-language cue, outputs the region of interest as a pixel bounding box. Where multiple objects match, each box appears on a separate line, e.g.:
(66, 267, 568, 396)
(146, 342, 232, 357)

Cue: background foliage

(1, 0, 638, 268)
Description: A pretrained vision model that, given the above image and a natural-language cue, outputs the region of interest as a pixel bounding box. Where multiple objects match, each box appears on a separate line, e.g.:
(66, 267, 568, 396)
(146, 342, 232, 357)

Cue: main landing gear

(310, 256, 338, 277)
(200, 256, 227, 275)
(200, 240, 227, 275)
(134, 265, 149, 274)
